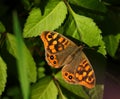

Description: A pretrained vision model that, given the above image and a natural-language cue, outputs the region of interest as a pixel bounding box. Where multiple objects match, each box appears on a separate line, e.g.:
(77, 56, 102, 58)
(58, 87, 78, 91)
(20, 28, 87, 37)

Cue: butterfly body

(40, 31, 96, 89)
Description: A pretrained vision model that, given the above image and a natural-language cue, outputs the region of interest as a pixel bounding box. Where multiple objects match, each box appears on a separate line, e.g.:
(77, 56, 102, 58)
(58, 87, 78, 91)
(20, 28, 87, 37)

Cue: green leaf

(65, 12, 106, 55)
(0, 21, 6, 33)
(31, 76, 58, 99)
(58, 91, 67, 99)
(73, 13, 100, 46)
(6, 86, 22, 99)
(0, 57, 7, 96)
(21, 0, 31, 10)
(88, 85, 104, 99)
(55, 72, 89, 99)
(116, 33, 120, 40)
(54, 77, 67, 99)
(104, 34, 120, 57)
(23, 0, 67, 38)
(6, 33, 37, 83)
(13, 11, 30, 99)
(68, 0, 107, 12)
(38, 67, 45, 79)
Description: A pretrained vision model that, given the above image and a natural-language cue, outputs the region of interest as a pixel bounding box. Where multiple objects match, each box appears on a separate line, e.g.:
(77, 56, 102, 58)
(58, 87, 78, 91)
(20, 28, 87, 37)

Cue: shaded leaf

(0, 57, 7, 96)
(31, 76, 58, 99)
(104, 34, 120, 57)
(6, 86, 22, 99)
(6, 33, 37, 83)
(58, 91, 67, 99)
(54, 77, 67, 99)
(23, 0, 67, 37)
(88, 85, 104, 99)
(21, 0, 31, 10)
(0, 22, 6, 33)
(68, 0, 107, 12)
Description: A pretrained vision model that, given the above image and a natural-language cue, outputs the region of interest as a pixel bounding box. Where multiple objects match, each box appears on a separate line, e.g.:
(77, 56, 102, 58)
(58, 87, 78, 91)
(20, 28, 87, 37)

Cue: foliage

(0, 0, 120, 99)
(0, 57, 7, 96)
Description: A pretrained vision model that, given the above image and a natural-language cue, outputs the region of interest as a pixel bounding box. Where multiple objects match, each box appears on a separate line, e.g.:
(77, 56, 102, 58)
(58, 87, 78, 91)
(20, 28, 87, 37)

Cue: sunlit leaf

(31, 76, 58, 99)
(23, 0, 67, 37)
(0, 57, 7, 96)
(65, 12, 106, 55)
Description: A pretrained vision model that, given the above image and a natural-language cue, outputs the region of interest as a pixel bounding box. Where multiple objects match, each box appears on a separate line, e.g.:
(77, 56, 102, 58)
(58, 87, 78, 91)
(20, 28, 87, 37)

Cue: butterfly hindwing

(62, 46, 95, 88)
(75, 52, 95, 88)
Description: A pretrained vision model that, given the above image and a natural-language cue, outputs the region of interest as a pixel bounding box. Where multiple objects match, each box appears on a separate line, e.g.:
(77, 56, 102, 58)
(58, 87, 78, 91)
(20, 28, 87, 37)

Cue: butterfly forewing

(45, 45, 77, 68)
(41, 31, 77, 68)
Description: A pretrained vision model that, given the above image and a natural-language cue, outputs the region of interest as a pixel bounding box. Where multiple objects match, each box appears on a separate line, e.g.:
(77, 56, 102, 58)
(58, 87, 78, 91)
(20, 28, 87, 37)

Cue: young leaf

(23, 0, 67, 38)
(0, 57, 7, 96)
(31, 76, 58, 99)
(6, 33, 37, 83)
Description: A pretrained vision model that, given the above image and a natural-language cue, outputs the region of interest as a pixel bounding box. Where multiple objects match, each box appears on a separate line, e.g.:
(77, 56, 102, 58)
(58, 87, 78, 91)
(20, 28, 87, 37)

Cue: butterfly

(40, 31, 96, 89)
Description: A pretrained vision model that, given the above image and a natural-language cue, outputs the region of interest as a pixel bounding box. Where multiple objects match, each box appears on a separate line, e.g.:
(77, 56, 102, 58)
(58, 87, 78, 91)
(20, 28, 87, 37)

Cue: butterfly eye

(64, 72, 73, 80)
(50, 55, 54, 60)
(86, 76, 94, 84)
(65, 72, 68, 76)
(88, 77, 92, 81)
(49, 55, 57, 64)
(68, 75, 73, 79)
(53, 61, 56, 64)
(48, 34, 52, 38)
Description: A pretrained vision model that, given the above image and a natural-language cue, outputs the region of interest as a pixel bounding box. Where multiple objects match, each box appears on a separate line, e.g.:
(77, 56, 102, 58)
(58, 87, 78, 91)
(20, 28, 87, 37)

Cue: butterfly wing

(40, 31, 77, 68)
(62, 46, 96, 89)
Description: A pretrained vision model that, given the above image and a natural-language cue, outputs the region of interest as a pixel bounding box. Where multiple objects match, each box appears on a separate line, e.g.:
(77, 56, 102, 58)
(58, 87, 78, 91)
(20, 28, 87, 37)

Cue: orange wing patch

(75, 59, 95, 88)
(40, 31, 75, 54)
